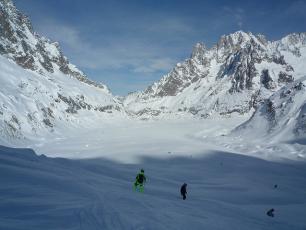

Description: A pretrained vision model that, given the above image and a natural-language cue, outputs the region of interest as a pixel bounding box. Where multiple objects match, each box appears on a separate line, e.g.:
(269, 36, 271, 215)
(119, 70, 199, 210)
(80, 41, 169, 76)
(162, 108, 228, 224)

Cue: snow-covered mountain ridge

(124, 31, 306, 120)
(0, 0, 107, 89)
(0, 0, 125, 143)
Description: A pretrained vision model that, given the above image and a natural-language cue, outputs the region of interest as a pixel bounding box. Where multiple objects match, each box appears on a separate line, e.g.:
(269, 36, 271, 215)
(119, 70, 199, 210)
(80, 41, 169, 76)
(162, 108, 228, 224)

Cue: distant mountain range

(1, 0, 306, 143)
(124, 31, 306, 119)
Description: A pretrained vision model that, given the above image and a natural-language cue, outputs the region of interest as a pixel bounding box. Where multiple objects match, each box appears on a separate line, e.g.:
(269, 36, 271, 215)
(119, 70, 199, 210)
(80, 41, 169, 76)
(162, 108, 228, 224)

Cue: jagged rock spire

(191, 42, 206, 61)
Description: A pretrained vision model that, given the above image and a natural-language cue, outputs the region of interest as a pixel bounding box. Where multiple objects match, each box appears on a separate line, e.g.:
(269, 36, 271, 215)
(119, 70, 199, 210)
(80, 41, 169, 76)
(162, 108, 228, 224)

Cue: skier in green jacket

(133, 169, 146, 192)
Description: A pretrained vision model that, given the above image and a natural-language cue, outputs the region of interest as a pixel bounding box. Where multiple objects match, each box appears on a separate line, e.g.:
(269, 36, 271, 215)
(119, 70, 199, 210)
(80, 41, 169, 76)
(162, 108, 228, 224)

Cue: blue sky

(14, 0, 306, 95)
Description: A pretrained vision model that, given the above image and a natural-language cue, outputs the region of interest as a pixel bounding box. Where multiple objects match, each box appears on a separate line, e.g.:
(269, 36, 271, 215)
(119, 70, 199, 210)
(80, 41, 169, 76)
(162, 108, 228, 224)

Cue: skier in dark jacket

(180, 183, 187, 200)
(266, 208, 274, 217)
(133, 169, 146, 192)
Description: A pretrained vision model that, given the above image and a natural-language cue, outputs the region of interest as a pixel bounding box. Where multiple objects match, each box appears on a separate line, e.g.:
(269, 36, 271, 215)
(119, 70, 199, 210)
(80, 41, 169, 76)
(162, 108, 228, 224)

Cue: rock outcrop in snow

(124, 31, 306, 119)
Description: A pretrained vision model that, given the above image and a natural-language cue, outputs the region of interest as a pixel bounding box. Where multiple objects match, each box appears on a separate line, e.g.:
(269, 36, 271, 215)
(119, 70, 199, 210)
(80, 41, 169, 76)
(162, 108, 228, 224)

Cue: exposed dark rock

(136, 108, 161, 116)
(156, 76, 184, 97)
(94, 105, 121, 112)
(265, 100, 276, 124)
(272, 55, 286, 65)
(15, 55, 35, 70)
(278, 72, 293, 84)
(285, 65, 294, 72)
(228, 48, 259, 93)
(219, 108, 246, 115)
(294, 82, 304, 91)
(188, 107, 200, 115)
(36, 42, 54, 73)
(261, 69, 275, 89)
(11, 114, 19, 125)
(41, 107, 54, 119)
(43, 118, 53, 127)
(3, 114, 22, 138)
(292, 48, 301, 57)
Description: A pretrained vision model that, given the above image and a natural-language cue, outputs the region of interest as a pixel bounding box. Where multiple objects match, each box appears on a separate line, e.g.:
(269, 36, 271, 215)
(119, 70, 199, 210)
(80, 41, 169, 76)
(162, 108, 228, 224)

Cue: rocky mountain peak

(217, 31, 251, 48)
(191, 42, 206, 61)
(0, 0, 16, 14)
(216, 31, 267, 57)
(0, 0, 108, 91)
(0, 0, 31, 43)
(280, 33, 306, 46)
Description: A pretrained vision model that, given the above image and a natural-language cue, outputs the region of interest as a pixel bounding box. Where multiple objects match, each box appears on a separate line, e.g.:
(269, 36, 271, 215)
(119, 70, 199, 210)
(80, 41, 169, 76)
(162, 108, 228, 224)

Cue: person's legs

(183, 194, 186, 200)
(139, 184, 144, 193)
(133, 182, 138, 191)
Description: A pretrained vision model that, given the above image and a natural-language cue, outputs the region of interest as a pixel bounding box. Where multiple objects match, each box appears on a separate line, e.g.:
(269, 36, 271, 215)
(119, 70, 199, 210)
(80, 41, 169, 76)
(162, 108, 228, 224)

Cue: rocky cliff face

(124, 31, 306, 119)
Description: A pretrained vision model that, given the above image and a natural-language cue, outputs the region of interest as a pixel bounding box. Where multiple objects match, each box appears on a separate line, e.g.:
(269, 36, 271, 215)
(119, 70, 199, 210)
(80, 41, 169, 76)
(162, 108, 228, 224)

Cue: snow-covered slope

(0, 0, 125, 143)
(1, 145, 306, 230)
(234, 76, 306, 143)
(124, 31, 306, 119)
(0, 55, 125, 143)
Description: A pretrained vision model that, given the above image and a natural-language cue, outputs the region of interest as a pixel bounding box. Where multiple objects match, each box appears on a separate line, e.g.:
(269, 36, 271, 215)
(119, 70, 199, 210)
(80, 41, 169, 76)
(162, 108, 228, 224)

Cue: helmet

(140, 169, 144, 173)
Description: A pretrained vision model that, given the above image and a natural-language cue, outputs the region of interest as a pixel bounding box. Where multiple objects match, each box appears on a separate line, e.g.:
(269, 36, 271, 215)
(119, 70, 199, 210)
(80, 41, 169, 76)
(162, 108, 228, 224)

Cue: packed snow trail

(1, 146, 306, 230)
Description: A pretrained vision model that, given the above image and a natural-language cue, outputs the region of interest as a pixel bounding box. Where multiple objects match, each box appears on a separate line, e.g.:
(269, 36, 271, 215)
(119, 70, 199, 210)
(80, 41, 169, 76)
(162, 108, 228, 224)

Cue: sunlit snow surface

(21, 116, 304, 163)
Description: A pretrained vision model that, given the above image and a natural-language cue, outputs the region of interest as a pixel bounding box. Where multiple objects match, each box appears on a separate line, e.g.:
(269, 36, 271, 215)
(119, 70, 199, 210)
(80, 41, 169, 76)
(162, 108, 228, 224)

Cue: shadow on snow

(0, 145, 306, 230)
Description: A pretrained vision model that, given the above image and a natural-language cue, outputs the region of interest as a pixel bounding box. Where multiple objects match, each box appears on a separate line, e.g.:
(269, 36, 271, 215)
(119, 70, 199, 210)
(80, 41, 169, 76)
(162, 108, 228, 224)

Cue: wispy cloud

(36, 18, 184, 76)
(133, 58, 175, 74)
(36, 19, 81, 47)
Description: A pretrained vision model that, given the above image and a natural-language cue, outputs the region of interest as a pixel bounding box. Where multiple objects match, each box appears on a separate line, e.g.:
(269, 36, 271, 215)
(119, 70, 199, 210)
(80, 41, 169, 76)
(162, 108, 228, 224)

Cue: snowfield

(1, 143, 306, 230)
(15, 114, 305, 163)
(26, 117, 249, 162)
